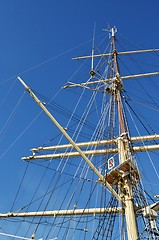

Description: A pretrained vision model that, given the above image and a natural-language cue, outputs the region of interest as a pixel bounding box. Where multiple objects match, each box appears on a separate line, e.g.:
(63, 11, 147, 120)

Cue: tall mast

(111, 27, 139, 240)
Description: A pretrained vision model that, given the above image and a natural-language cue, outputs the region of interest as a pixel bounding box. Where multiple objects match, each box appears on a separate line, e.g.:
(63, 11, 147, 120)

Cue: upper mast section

(109, 26, 123, 94)
(110, 26, 118, 71)
(64, 27, 159, 91)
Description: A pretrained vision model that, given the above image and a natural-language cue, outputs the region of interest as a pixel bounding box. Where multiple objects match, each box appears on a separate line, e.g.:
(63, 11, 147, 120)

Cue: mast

(111, 27, 139, 240)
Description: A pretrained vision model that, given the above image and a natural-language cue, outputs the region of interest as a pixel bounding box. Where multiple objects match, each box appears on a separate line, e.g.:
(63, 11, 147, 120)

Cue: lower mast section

(116, 91, 139, 239)
(124, 180, 139, 240)
(106, 133, 140, 240)
(117, 93, 139, 240)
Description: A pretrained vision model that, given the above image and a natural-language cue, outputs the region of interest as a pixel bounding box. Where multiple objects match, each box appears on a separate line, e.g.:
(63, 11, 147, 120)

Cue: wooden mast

(111, 27, 139, 240)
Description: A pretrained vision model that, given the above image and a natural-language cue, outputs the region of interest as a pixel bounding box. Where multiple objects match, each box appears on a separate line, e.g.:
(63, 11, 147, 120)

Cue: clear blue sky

(0, 0, 159, 239)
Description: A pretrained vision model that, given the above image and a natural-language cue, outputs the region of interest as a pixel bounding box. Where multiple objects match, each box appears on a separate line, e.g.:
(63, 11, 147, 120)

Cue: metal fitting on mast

(111, 27, 117, 37)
